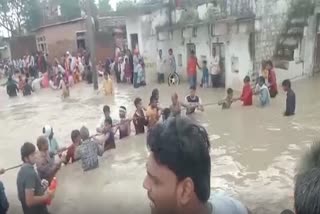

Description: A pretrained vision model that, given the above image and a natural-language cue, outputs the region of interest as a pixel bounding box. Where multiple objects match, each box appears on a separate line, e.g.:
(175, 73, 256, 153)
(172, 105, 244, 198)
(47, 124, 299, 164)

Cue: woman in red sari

(266, 60, 278, 98)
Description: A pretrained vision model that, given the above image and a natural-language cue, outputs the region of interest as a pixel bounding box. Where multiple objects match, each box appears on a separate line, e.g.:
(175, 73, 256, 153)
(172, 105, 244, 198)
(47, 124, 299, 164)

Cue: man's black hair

(227, 88, 233, 94)
(105, 117, 113, 126)
(282, 79, 291, 88)
(266, 60, 273, 68)
(71, 130, 80, 143)
(151, 88, 159, 97)
(21, 142, 36, 162)
(150, 95, 157, 105)
(295, 168, 320, 214)
(203, 60, 207, 64)
(162, 108, 171, 120)
(259, 76, 265, 84)
(280, 210, 294, 214)
(147, 117, 211, 203)
(134, 97, 142, 107)
(190, 85, 196, 90)
(294, 142, 320, 214)
(244, 76, 250, 83)
(103, 105, 110, 114)
(190, 50, 195, 55)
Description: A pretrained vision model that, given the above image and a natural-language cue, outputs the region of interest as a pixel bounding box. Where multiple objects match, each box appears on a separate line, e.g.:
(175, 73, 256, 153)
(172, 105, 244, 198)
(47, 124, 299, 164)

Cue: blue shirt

(209, 193, 248, 214)
(259, 85, 270, 107)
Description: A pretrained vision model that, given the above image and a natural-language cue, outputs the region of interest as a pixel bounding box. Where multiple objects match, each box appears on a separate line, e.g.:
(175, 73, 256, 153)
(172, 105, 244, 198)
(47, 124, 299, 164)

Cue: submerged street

(0, 76, 319, 214)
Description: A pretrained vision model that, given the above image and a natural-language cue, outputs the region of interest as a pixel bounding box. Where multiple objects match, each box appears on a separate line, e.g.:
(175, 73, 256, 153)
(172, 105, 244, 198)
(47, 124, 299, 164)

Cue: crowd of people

(0, 46, 300, 214)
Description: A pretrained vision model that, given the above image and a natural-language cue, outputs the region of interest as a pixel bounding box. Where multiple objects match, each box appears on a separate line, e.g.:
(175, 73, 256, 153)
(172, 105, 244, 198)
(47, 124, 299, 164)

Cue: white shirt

(210, 56, 220, 75)
(157, 56, 165, 74)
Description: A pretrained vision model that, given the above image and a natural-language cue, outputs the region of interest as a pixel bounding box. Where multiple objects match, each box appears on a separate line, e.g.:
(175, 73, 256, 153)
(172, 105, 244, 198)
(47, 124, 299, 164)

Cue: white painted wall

(225, 33, 253, 91)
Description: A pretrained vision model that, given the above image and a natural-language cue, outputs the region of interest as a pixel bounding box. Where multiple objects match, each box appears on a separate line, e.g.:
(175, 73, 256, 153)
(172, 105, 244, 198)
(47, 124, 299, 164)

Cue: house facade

(123, 0, 318, 90)
(34, 16, 126, 63)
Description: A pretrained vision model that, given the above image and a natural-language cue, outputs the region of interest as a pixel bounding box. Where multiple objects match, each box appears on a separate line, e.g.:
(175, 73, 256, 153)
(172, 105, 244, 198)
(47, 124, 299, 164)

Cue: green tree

(59, 0, 81, 20)
(116, 0, 134, 11)
(23, 0, 43, 31)
(98, 0, 112, 15)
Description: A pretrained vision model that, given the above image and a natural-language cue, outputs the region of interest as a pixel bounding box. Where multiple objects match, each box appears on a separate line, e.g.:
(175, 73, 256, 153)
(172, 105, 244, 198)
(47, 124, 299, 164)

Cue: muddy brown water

(0, 76, 319, 214)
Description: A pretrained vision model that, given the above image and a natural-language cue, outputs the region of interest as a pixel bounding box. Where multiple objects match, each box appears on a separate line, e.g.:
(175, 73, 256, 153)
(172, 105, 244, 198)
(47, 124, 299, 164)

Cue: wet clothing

(0, 181, 9, 214)
(133, 110, 148, 134)
(75, 139, 104, 172)
(6, 82, 18, 97)
(17, 163, 48, 214)
(104, 131, 115, 151)
(101, 78, 113, 95)
(35, 151, 58, 182)
(284, 89, 296, 116)
(64, 144, 78, 164)
(219, 96, 233, 109)
(259, 84, 271, 107)
(23, 84, 32, 96)
(185, 95, 201, 114)
(268, 68, 278, 98)
(118, 120, 130, 139)
(240, 84, 253, 106)
(209, 193, 249, 214)
(48, 138, 60, 158)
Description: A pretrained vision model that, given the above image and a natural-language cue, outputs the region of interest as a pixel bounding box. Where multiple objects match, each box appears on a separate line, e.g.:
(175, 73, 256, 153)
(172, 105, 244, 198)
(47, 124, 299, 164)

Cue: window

(192, 27, 197, 37)
(36, 36, 48, 54)
(178, 54, 183, 66)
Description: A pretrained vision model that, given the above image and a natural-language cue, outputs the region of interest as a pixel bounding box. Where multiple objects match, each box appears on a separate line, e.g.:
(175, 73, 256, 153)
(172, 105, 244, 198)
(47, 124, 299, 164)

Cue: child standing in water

(282, 79, 296, 116)
(146, 96, 161, 129)
(235, 76, 253, 106)
(170, 93, 188, 117)
(133, 97, 148, 135)
(185, 86, 204, 114)
(255, 76, 270, 107)
(101, 72, 113, 96)
(61, 76, 70, 99)
(200, 60, 209, 88)
(162, 108, 171, 122)
(115, 106, 131, 139)
(218, 88, 234, 109)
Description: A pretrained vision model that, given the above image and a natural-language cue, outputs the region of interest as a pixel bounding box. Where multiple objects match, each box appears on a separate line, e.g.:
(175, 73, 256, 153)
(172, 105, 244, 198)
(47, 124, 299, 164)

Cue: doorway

(76, 31, 86, 50)
(212, 43, 225, 87)
(130, 34, 139, 52)
(186, 43, 196, 62)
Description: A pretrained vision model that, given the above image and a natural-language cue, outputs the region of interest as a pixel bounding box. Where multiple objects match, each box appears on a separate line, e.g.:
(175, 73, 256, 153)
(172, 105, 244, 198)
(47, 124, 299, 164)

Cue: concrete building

(123, 0, 318, 90)
(33, 16, 126, 63)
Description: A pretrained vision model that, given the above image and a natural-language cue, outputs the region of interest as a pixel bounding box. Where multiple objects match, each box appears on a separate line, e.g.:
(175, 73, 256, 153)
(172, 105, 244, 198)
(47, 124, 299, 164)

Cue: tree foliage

(59, 0, 81, 21)
(98, 0, 112, 15)
(23, 0, 42, 31)
(116, 0, 135, 11)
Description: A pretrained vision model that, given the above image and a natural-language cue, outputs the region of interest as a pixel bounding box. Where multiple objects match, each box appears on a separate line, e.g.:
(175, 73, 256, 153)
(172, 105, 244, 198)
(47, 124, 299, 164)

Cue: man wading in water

(144, 116, 250, 214)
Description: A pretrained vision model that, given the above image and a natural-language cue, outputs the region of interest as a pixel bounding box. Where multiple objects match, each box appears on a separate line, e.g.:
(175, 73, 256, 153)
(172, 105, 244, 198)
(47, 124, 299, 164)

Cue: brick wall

(36, 20, 86, 62)
(9, 35, 37, 59)
(36, 20, 117, 63)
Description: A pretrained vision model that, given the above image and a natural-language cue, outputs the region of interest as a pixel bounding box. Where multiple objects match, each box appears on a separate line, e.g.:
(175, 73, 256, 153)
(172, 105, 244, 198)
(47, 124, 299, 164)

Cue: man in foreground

(293, 142, 320, 214)
(143, 116, 249, 214)
(17, 142, 54, 214)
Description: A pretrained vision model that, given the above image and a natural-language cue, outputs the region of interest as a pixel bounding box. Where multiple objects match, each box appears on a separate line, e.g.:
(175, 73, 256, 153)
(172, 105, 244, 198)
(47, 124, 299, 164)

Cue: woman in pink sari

(266, 60, 278, 98)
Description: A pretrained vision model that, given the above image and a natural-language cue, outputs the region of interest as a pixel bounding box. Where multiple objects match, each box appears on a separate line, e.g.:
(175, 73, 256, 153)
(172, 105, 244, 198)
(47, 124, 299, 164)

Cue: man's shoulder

(18, 164, 36, 177)
(209, 193, 248, 214)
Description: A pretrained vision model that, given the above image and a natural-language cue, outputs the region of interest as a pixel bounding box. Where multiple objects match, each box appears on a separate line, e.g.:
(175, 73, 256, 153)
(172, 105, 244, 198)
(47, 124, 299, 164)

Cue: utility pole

(84, 0, 98, 90)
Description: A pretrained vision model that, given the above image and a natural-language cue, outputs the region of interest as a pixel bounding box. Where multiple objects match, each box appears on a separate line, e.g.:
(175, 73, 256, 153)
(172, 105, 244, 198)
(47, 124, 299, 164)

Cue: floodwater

(1, 75, 320, 214)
